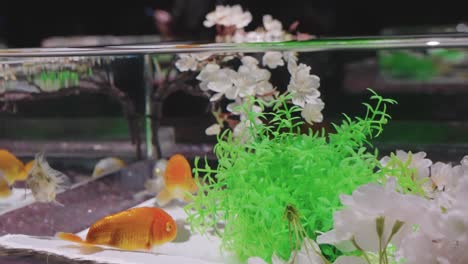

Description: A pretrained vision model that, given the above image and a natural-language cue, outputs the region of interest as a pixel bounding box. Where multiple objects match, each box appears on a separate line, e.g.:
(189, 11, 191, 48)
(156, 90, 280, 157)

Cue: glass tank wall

(0, 35, 467, 263)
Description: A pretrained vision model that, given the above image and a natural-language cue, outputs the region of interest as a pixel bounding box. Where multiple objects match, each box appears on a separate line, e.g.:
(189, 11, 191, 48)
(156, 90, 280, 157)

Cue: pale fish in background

(92, 157, 126, 178)
(26, 152, 70, 205)
(155, 154, 198, 206)
(144, 159, 168, 195)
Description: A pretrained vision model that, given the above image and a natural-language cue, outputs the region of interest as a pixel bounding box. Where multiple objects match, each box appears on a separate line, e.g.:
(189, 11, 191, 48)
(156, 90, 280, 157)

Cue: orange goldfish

(156, 154, 198, 206)
(56, 207, 177, 250)
(0, 149, 29, 185)
(0, 174, 12, 198)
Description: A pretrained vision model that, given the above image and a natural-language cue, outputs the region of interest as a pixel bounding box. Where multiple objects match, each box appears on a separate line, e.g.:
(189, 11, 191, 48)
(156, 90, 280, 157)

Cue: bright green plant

(185, 90, 397, 263)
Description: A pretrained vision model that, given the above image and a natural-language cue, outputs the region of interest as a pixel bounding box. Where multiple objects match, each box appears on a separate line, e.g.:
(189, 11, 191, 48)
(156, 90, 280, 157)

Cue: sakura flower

(317, 177, 429, 253)
(263, 15, 284, 41)
(175, 54, 198, 72)
(175, 52, 212, 72)
(197, 65, 238, 101)
(263, 15, 283, 34)
(301, 99, 324, 124)
(233, 57, 273, 98)
(203, 5, 252, 29)
(196, 63, 221, 91)
(430, 162, 457, 192)
(205, 124, 221, 135)
(396, 232, 439, 264)
(287, 63, 321, 107)
(262, 51, 285, 69)
(207, 75, 238, 101)
(241, 56, 259, 66)
(284, 51, 298, 65)
(255, 81, 277, 102)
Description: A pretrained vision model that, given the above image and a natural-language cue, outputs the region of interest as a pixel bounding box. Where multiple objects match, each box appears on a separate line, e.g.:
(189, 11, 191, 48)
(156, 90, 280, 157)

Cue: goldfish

(26, 152, 69, 204)
(0, 149, 29, 185)
(0, 173, 12, 198)
(155, 154, 198, 206)
(92, 157, 126, 178)
(56, 207, 177, 250)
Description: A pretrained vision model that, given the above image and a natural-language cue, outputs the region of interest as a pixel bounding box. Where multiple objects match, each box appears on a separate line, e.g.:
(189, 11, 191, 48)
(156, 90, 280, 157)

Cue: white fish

(92, 157, 126, 178)
(144, 159, 168, 194)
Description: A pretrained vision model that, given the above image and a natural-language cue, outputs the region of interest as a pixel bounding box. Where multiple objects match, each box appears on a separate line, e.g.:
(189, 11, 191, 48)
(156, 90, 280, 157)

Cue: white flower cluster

(202, 5, 294, 43)
(232, 14, 292, 43)
(174, 52, 212, 72)
(249, 150, 468, 264)
(286, 54, 323, 125)
(315, 150, 468, 264)
(203, 5, 252, 29)
(196, 56, 273, 139)
(173, 5, 323, 139)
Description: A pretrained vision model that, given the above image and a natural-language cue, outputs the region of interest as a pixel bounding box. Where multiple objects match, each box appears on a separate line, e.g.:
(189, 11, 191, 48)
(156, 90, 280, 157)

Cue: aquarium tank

(1, 5, 468, 264)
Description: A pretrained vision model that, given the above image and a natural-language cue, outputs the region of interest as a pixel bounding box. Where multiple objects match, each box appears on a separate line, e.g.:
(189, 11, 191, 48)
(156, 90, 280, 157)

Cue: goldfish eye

(166, 222, 173, 232)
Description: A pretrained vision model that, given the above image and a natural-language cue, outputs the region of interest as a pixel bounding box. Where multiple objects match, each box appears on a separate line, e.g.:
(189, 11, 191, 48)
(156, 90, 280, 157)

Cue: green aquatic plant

(36, 70, 81, 89)
(380, 152, 429, 197)
(185, 90, 397, 262)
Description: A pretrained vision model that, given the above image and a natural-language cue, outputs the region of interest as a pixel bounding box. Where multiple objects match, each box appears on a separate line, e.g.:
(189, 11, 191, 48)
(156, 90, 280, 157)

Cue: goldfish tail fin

(0, 187, 12, 198)
(156, 189, 173, 206)
(56, 232, 85, 244)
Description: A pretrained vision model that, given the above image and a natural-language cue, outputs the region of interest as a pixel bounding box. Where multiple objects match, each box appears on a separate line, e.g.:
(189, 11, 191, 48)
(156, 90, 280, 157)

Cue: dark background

(3, 0, 468, 47)
(3, 0, 468, 151)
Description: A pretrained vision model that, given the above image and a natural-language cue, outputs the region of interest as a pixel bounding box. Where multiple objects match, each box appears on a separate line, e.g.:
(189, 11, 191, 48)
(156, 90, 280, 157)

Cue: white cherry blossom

(196, 65, 237, 101)
(430, 162, 457, 192)
(263, 15, 284, 41)
(263, 15, 282, 34)
(262, 51, 285, 69)
(233, 57, 273, 99)
(205, 124, 221, 136)
(301, 99, 324, 124)
(287, 63, 321, 107)
(175, 54, 198, 72)
(203, 5, 252, 29)
(196, 63, 221, 91)
(317, 177, 429, 253)
(175, 52, 212, 72)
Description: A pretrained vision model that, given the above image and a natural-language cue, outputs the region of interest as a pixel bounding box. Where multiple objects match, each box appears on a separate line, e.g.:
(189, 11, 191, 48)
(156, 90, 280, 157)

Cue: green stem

(351, 237, 372, 264)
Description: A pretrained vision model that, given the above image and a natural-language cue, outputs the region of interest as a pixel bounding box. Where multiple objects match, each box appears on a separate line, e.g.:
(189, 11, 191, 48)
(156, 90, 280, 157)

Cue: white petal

(334, 256, 367, 264)
(262, 51, 285, 69)
(210, 92, 224, 102)
(208, 81, 231, 93)
(241, 56, 259, 66)
(248, 257, 269, 264)
(225, 86, 240, 100)
(205, 124, 221, 135)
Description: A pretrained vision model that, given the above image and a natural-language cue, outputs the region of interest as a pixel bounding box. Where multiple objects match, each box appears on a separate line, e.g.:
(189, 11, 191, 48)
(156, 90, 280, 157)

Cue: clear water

(1, 35, 468, 263)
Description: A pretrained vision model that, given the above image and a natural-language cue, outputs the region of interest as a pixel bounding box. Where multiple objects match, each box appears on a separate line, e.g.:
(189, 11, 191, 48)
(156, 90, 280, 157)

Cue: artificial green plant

(185, 90, 398, 263)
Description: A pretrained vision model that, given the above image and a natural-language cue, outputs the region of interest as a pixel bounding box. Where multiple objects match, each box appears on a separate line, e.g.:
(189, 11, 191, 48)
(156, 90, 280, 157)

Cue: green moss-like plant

(185, 90, 398, 262)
